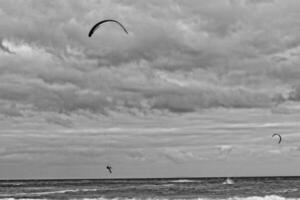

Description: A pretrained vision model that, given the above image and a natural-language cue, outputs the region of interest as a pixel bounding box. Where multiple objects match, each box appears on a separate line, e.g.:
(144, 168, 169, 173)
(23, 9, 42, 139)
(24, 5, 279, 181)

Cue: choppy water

(0, 177, 299, 200)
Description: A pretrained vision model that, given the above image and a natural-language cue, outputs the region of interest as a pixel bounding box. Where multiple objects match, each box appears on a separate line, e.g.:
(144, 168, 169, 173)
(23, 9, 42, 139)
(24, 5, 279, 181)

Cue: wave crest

(0, 195, 299, 200)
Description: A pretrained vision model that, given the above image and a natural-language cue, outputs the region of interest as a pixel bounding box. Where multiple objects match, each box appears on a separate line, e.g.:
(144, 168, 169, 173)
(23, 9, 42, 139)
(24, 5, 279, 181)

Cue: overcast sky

(0, 0, 300, 179)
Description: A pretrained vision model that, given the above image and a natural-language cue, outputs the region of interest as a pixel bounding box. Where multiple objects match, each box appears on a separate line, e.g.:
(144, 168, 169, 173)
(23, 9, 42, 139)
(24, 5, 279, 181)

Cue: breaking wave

(0, 188, 99, 197)
(1, 195, 300, 200)
(170, 179, 199, 183)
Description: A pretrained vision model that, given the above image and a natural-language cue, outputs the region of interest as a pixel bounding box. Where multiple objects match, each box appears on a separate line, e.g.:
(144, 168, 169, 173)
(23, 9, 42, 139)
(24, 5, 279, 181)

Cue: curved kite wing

(88, 19, 128, 37)
(272, 133, 282, 144)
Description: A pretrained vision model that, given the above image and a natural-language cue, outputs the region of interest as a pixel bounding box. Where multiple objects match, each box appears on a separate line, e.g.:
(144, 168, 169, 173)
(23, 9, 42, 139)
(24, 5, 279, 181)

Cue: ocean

(0, 177, 299, 200)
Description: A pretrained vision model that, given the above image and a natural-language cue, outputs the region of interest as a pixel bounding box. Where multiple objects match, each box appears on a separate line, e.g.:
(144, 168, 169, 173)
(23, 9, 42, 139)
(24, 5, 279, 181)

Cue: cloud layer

(1, 0, 300, 117)
(1, 0, 300, 178)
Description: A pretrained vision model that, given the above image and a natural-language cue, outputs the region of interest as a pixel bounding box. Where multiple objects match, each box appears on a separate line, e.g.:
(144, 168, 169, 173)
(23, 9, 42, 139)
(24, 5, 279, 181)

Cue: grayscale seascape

(1, 1, 300, 199)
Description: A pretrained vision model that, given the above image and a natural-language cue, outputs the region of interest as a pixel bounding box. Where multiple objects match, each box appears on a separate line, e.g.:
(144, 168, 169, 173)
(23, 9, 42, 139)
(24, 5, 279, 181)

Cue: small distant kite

(272, 134, 282, 144)
(88, 19, 128, 37)
(106, 165, 112, 174)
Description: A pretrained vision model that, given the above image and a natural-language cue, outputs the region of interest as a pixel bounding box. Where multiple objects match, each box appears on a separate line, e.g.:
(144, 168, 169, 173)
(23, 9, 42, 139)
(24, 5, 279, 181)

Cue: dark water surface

(0, 177, 299, 199)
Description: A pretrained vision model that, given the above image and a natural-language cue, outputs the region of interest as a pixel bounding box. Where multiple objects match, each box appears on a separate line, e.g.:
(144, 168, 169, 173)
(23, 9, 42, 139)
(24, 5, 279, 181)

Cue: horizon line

(1, 175, 300, 181)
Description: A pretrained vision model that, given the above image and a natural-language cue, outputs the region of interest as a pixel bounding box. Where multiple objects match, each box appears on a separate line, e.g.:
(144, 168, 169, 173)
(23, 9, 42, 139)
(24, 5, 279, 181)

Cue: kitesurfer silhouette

(106, 165, 112, 174)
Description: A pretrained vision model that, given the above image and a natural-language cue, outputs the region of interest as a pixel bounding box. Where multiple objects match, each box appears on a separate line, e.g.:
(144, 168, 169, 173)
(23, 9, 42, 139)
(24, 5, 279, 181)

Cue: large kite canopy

(88, 19, 128, 37)
(272, 133, 282, 144)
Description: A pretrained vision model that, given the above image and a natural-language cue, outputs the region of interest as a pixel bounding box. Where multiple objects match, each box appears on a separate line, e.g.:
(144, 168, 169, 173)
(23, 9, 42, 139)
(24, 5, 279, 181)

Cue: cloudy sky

(0, 0, 300, 179)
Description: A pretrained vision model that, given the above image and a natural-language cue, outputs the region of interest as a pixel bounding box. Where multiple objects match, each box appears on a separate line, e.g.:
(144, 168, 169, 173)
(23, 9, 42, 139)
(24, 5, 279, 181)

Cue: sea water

(0, 177, 299, 200)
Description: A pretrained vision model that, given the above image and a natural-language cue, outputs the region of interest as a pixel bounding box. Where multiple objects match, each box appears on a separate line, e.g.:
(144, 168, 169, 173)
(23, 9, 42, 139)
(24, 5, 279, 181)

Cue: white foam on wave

(170, 179, 198, 183)
(222, 178, 234, 185)
(67, 195, 300, 200)
(77, 196, 300, 200)
(74, 197, 284, 200)
(275, 189, 298, 193)
(225, 196, 300, 200)
(0, 198, 48, 200)
(0, 188, 99, 197)
(1, 195, 300, 200)
(0, 189, 78, 197)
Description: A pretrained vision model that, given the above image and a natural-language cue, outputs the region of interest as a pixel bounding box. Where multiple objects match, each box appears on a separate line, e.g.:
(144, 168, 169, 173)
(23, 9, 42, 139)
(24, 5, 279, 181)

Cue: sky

(0, 0, 300, 179)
